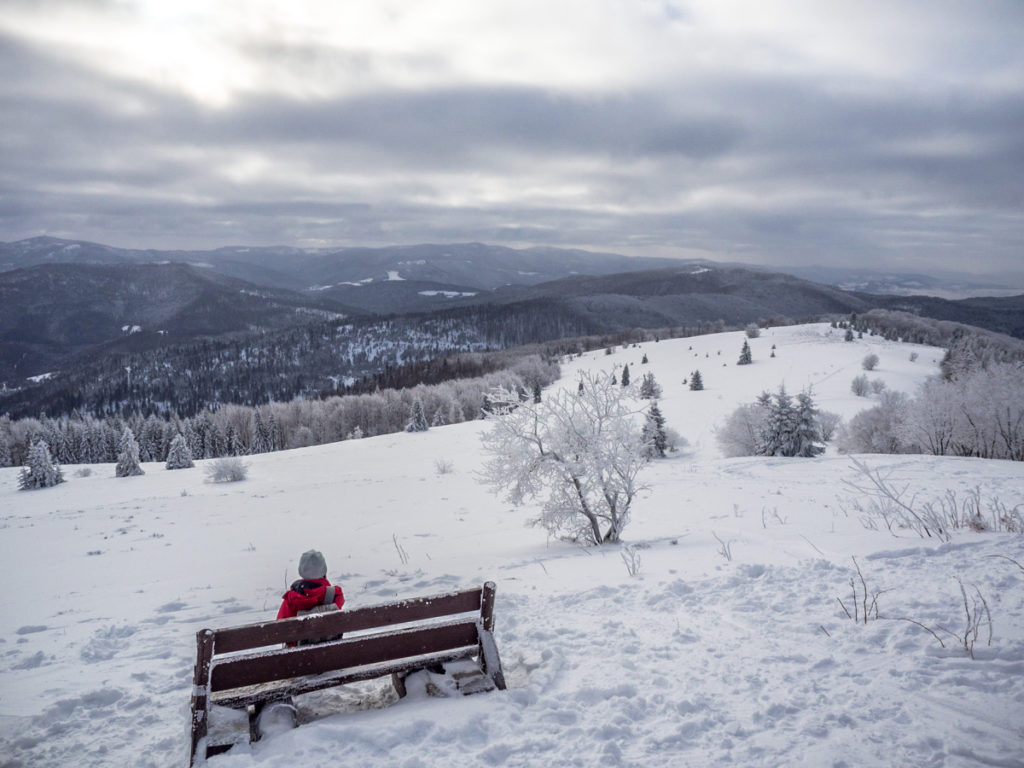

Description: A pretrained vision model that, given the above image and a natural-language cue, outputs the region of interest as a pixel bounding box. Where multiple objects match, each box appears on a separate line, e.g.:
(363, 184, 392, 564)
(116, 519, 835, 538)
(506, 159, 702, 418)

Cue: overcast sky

(2, 0, 1022, 274)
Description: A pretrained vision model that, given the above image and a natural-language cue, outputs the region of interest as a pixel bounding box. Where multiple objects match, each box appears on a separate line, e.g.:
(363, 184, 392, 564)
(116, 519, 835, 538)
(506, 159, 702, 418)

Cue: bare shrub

(620, 544, 642, 577)
(204, 457, 249, 483)
(818, 411, 842, 442)
(434, 458, 455, 475)
(869, 378, 886, 395)
(851, 374, 870, 397)
(841, 458, 1023, 540)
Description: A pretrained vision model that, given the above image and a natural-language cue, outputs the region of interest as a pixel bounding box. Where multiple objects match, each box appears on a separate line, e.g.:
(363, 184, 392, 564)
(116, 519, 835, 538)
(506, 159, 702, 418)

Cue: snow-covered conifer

(405, 399, 429, 432)
(689, 370, 704, 391)
(116, 428, 145, 477)
(641, 402, 668, 458)
(844, 327, 854, 342)
(621, 364, 630, 387)
(165, 434, 194, 470)
(639, 372, 662, 400)
(792, 391, 825, 457)
(18, 440, 65, 490)
(737, 339, 753, 365)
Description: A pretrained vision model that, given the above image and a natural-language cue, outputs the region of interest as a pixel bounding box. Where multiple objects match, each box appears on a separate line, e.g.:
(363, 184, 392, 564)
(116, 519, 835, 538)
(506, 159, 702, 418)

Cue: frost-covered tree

(18, 440, 64, 490)
(862, 353, 880, 371)
(115, 428, 145, 477)
(844, 327, 855, 342)
(737, 339, 753, 365)
(639, 372, 662, 400)
(836, 391, 911, 454)
(405, 398, 429, 432)
(165, 434, 194, 470)
(641, 401, 668, 458)
(689, 370, 704, 391)
(480, 371, 650, 545)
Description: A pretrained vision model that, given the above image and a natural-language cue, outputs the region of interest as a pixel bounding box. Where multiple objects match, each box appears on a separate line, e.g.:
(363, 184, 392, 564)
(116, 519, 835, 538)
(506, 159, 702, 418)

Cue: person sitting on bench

(277, 549, 346, 620)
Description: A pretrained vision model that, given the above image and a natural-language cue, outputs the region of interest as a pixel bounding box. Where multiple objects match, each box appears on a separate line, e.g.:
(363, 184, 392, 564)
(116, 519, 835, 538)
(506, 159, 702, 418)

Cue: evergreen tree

(532, 381, 542, 404)
(165, 434, 194, 470)
(641, 402, 668, 458)
(19, 440, 65, 490)
(844, 327, 855, 342)
(116, 428, 145, 477)
(0, 432, 11, 469)
(621, 364, 630, 387)
(689, 370, 704, 391)
(639, 372, 662, 399)
(641, 353, 649, 364)
(405, 399, 429, 432)
(793, 391, 826, 457)
(737, 339, 753, 365)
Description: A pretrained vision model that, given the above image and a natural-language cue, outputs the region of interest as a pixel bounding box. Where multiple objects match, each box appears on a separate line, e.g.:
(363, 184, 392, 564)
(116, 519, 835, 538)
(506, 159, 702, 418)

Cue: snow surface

(1, 324, 1022, 767)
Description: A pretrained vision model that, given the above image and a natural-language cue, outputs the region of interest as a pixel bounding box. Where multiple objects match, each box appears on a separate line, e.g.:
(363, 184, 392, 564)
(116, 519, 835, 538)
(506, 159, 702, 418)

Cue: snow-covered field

(1, 324, 1022, 767)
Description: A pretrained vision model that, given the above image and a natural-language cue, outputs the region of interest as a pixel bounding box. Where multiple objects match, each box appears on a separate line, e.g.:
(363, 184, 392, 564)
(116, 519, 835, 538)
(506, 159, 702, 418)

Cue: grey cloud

(1, 27, 1022, 274)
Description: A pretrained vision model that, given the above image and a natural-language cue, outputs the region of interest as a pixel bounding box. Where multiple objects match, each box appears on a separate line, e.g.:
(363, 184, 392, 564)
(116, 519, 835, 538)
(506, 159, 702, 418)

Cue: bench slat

(211, 648, 476, 710)
(213, 587, 483, 653)
(211, 619, 481, 692)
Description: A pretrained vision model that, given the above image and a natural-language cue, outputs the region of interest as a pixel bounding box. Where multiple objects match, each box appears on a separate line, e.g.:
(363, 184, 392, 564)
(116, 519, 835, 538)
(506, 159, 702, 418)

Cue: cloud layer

(2, 0, 1022, 273)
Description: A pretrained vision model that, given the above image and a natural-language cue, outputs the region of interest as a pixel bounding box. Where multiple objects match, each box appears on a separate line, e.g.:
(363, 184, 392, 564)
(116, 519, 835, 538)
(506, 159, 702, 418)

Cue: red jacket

(276, 578, 345, 620)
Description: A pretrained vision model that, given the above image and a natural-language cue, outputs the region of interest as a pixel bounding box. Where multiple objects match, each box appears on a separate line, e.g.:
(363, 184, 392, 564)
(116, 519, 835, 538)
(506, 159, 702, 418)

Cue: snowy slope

(1, 324, 1022, 767)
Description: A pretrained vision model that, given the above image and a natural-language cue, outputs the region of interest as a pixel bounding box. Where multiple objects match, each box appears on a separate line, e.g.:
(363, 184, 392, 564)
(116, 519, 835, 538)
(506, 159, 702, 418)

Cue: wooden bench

(189, 582, 506, 765)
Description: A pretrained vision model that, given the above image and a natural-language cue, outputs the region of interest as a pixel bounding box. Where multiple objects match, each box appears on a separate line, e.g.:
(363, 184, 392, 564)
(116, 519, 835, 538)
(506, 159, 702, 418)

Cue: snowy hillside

(1, 324, 1022, 767)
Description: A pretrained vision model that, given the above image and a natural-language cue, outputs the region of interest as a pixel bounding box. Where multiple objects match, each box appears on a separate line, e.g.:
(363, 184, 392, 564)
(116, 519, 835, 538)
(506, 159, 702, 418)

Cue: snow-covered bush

(745, 323, 761, 339)
(836, 391, 911, 454)
(18, 440, 65, 490)
(480, 371, 650, 545)
(851, 374, 870, 397)
(115, 428, 144, 478)
(715, 403, 769, 458)
(165, 434, 194, 470)
(818, 411, 842, 442)
(862, 354, 880, 371)
(205, 457, 249, 483)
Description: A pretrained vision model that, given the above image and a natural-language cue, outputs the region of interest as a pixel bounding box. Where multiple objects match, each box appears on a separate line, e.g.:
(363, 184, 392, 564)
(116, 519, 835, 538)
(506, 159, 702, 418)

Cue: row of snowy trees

(716, 386, 831, 458)
(0, 356, 559, 468)
(837, 362, 1024, 460)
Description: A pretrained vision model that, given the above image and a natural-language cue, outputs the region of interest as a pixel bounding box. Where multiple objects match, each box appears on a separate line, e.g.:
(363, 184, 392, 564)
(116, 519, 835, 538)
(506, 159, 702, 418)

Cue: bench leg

(249, 698, 298, 743)
(391, 671, 408, 699)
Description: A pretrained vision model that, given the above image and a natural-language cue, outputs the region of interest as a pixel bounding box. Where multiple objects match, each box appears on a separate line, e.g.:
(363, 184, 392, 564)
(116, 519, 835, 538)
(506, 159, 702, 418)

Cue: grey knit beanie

(298, 549, 327, 579)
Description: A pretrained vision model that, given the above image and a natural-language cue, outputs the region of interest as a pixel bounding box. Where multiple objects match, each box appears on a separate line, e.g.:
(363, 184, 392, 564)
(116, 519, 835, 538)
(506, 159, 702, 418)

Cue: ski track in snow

(1, 323, 1022, 767)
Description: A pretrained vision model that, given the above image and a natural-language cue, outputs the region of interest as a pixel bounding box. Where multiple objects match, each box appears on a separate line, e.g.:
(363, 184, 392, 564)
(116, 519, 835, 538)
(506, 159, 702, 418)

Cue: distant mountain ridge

(1, 237, 1022, 418)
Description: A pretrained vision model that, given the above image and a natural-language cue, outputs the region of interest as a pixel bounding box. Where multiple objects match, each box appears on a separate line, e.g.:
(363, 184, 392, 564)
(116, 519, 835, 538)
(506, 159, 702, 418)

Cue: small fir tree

(18, 440, 65, 490)
(532, 381, 542, 404)
(737, 339, 753, 365)
(689, 370, 704, 391)
(165, 434, 194, 470)
(641, 402, 668, 458)
(641, 353, 649, 364)
(639, 372, 662, 400)
(844, 327, 855, 342)
(621, 364, 630, 387)
(405, 399, 429, 432)
(116, 428, 145, 477)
